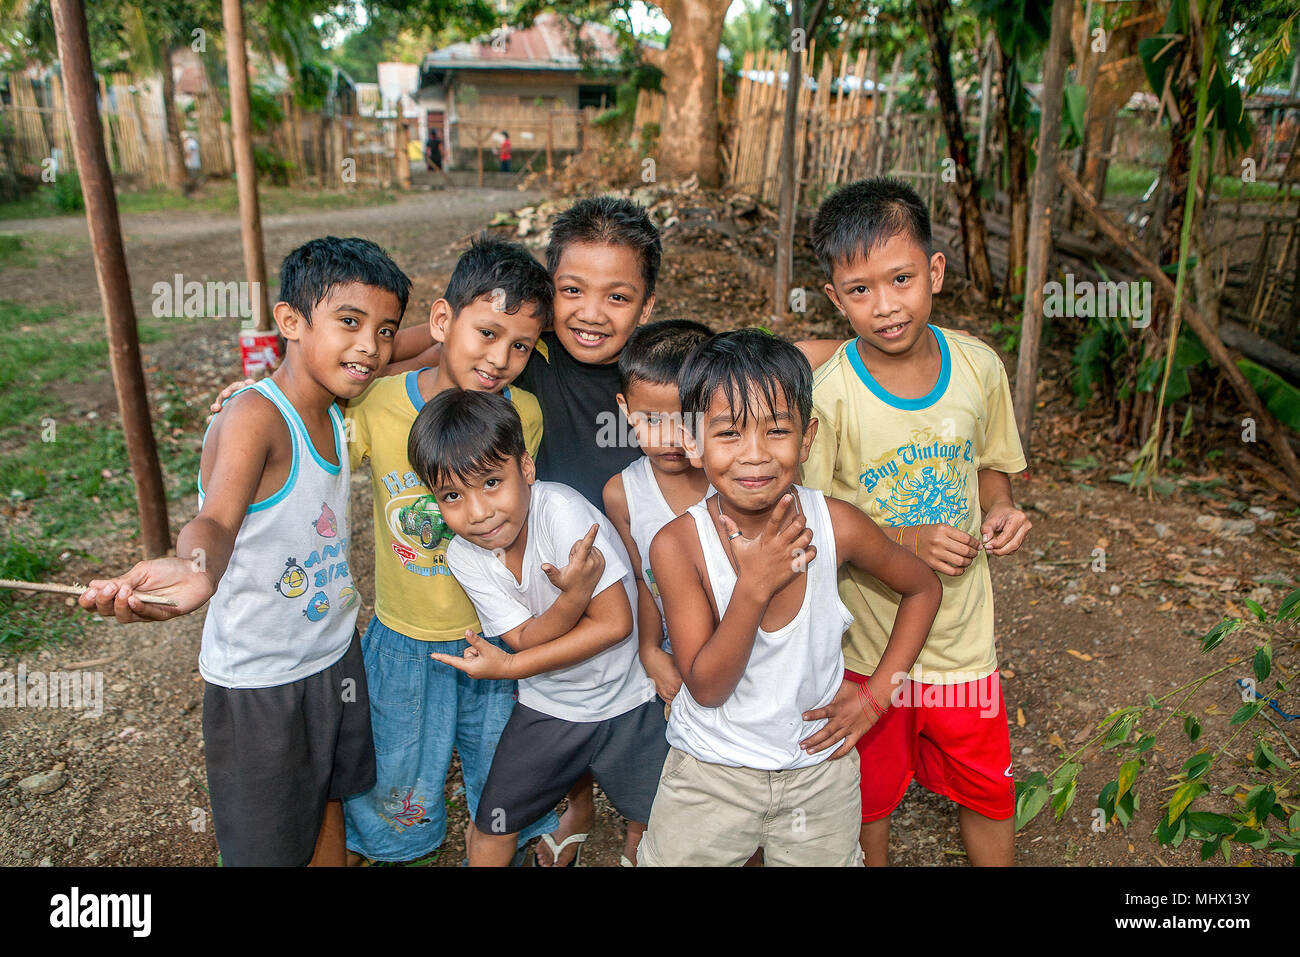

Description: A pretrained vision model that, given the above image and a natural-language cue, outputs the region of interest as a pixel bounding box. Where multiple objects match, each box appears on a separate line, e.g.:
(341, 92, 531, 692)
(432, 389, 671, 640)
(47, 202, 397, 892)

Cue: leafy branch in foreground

(1016, 586, 1300, 864)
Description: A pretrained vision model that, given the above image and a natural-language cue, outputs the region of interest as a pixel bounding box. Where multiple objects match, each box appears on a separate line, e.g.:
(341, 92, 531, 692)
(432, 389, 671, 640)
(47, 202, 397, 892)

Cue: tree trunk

(916, 0, 994, 298)
(1012, 0, 1073, 456)
(652, 0, 730, 187)
(159, 41, 188, 190)
(996, 39, 1028, 301)
(52, 0, 172, 557)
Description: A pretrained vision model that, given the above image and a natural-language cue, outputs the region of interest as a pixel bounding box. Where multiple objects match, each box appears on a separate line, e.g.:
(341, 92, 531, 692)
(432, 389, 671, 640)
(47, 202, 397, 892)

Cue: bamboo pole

(222, 0, 271, 331)
(51, 0, 171, 558)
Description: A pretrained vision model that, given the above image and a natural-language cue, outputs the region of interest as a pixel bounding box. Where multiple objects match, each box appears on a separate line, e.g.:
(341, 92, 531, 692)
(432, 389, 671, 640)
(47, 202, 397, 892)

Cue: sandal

(619, 854, 635, 867)
(535, 831, 588, 867)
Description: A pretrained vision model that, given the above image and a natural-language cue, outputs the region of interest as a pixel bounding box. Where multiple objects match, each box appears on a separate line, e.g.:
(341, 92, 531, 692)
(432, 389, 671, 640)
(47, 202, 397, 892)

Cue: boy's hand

(78, 558, 214, 624)
(430, 630, 515, 681)
(541, 524, 604, 598)
(206, 378, 256, 423)
(981, 502, 1031, 555)
(642, 646, 682, 703)
(901, 524, 979, 576)
(722, 493, 815, 601)
(799, 679, 877, 759)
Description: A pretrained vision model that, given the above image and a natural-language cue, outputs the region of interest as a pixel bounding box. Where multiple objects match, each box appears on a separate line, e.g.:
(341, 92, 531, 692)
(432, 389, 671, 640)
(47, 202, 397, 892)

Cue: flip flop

(619, 855, 635, 867)
(535, 831, 588, 867)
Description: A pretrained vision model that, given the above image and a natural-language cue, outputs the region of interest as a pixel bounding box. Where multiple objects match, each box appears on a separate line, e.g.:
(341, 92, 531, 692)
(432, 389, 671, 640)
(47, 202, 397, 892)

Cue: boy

(205, 234, 559, 864)
(801, 177, 1033, 866)
(603, 319, 714, 707)
(387, 196, 664, 863)
(80, 237, 411, 866)
(638, 330, 942, 867)
(339, 234, 558, 864)
(409, 390, 666, 867)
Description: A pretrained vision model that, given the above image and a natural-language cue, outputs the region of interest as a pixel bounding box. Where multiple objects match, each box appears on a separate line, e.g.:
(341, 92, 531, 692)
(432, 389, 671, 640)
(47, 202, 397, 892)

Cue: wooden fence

(0, 71, 406, 191)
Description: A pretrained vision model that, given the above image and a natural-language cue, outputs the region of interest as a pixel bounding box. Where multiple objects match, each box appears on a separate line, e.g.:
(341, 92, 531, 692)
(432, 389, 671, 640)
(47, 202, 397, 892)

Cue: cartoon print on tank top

(272, 500, 354, 622)
(275, 558, 308, 598)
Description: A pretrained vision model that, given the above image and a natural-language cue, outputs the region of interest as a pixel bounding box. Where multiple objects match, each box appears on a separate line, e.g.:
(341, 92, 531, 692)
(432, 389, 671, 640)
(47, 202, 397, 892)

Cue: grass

(0, 181, 401, 222)
(0, 300, 206, 652)
(0, 232, 86, 269)
(1105, 161, 1282, 201)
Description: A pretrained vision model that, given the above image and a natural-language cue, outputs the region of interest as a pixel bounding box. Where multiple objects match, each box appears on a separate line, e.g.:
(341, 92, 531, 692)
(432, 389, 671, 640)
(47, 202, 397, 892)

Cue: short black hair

(618, 319, 714, 392)
(408, 389, 527, 491)
(445, 232, 554, 327)
(546, 196, 662, 298)
(679, 329, 813, 435)
(810, 177, 932, 278)
(278, 236, 412, 324)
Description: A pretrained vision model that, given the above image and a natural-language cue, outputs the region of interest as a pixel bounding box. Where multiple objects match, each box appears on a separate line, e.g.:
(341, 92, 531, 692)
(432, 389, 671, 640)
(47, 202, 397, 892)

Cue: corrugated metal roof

(423, 13, 622, 70)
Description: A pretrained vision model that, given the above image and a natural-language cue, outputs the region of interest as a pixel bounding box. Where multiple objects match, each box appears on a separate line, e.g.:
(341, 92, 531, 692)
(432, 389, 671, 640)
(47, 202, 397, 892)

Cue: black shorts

(202, 631, 375, 866)
(475, 696, 669, 836)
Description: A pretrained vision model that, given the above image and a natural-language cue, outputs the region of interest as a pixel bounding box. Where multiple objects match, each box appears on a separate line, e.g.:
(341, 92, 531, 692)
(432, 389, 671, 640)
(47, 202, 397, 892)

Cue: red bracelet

(858, 682, 889, 719)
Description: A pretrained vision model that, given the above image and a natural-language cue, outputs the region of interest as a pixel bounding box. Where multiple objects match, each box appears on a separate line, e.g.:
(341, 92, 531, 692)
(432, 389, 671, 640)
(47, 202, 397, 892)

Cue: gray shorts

(475, 697, 668, 836)
(202, 631, 375, 866)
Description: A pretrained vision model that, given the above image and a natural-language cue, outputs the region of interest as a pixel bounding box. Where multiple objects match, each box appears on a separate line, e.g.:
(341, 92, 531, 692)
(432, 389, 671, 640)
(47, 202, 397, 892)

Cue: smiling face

(432, 452, 535, 553)
(618, 377, 691, 475)
(822, 231, 945, 360)
(277, 281, 402, 399)
(552, 241, 654, 365)
(431, 294, 543, 392)
(685, 382, 817, 516)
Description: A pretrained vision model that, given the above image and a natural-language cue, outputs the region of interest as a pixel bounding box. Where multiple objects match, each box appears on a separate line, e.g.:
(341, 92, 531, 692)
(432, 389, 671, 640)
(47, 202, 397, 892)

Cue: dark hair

(407, 389, 526, 490)
(546, 195, 662, 298)
(810, 177, 932, 278)
(679, 329, 813, 435)
(278, 236, 411, 324)
(444, 232, 554, 327)
(618, 319, 714, 392)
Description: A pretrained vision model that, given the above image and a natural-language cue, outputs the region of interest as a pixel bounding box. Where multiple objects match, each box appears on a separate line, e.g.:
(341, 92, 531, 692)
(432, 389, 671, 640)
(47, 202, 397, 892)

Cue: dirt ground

(0, 185, 1296, 867)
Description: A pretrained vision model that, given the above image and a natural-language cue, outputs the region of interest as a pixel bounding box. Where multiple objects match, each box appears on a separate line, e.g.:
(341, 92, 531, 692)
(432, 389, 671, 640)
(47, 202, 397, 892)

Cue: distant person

(497, 130, 511, 173)
(183, 134, 200, 173)
(425, 129, 442, 171)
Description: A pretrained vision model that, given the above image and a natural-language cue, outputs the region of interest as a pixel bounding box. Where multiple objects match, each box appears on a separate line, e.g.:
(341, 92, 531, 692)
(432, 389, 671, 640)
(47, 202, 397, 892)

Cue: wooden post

(51, 0, 171, 558)
(546, 112, 553, 184)
(222, 0, 271, 331)
(1013, 0, 1072, 456)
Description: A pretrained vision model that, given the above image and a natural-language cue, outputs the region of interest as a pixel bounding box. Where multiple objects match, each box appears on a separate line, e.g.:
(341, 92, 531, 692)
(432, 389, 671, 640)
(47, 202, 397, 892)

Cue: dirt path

(1, 186, 1296, 868)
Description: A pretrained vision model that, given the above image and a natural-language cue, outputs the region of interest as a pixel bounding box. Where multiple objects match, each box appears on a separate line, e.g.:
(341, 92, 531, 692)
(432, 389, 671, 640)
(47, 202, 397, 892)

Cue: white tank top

(666, 485, 854, 770)
(197, 380, 358, 689)
(620, 455, 713, 630)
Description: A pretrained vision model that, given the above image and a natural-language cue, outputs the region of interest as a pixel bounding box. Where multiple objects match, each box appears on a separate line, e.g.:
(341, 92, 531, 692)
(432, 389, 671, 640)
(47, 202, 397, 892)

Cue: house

(416, 12, 626, 169)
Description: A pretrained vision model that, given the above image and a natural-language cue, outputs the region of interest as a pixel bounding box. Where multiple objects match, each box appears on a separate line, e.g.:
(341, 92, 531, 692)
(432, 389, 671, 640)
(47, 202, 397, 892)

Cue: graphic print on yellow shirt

(803, 327, 1026, 683)
(346, 370, 543, 642)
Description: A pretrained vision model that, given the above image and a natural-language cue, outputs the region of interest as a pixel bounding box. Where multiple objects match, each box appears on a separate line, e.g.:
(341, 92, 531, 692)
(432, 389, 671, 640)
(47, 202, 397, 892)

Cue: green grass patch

(0, 182, 401, 222)
(0, 300, 206, 651)
(1105, 161, 1282, 201)
(0, 232, 86, 269)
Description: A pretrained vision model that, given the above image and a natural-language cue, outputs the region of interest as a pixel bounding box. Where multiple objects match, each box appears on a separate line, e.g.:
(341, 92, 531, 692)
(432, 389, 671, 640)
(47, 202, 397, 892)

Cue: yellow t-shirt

(345, 371, 543, 642)
(802, 327, 1026, 683)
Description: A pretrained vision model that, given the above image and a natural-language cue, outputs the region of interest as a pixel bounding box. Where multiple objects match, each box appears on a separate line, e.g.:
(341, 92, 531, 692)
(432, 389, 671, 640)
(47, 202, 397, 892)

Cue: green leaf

(1231, 827, 1268, 849)
(1253, 645, 1273, 683)
(1116, 789, 1138, 829)
(1241, 598, 1267, 622)
(1097, 779, 1118, 819)
(1252, 740, 1288, 771)
(1014, 772, 1051, 831)
(1188, 812, 1238, 836)
(1181, 752, 1214, 780)
(1277, 588, 1300, 622)
(1236, 359, 1300, 433)
(1156, 810, 1188, 848)
(1135, 734, 1156, 753)
(1201, 617, 1242, 653)
(1200, 836, 1222, 860)
(1168, 780, 1206, 821)
(1183, 714, 1202, 742)
(1230, 700, 1265, 725)
(1103, 712, 1138, 750)
(1145, 693, 1160, 709)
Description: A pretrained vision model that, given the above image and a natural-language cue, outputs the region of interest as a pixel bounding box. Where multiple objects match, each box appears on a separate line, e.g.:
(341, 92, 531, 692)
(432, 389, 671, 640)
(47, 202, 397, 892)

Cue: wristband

(858, 682, 890, 719)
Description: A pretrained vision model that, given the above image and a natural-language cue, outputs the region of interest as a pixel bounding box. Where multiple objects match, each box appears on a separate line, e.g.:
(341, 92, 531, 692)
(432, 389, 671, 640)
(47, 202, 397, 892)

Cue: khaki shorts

(639, 747, 863, 867)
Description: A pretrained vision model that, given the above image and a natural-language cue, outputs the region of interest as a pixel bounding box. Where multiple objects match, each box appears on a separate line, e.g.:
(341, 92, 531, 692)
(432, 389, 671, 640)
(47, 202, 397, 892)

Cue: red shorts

(845, 669, 1014, 822)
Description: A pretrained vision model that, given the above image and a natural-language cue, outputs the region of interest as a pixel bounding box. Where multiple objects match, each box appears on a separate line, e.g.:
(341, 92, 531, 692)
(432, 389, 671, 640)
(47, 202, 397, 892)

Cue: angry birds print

(275, 558, 308, 598)
(312, 503, 338, 538)
(303, 591, 330, 621)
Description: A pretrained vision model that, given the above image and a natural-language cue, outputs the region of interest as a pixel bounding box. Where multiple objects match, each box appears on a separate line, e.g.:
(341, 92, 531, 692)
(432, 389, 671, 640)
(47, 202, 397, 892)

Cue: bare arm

(652, 495, 812, 708)
(498, 524, 605, 651)
(603, 476, 674, 683)
(795, 339, 847, 370)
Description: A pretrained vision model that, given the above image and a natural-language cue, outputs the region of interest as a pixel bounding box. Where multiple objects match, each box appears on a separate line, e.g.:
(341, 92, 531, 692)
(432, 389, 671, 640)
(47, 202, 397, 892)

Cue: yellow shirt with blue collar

(345, 370, 543, 642)
(802, 326, 1026, 683)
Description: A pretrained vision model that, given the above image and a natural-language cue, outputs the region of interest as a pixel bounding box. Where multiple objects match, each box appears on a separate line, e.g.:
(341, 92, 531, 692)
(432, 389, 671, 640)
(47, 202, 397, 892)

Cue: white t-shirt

(446, 480, 655, 722)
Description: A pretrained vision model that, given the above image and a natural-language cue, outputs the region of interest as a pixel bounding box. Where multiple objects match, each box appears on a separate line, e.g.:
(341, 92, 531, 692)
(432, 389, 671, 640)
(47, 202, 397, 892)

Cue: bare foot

(535, 794, 595, 867)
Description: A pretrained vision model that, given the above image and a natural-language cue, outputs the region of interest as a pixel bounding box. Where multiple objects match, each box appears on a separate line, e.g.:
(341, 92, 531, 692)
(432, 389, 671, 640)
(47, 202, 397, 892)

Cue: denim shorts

(342, 616, 558, 861)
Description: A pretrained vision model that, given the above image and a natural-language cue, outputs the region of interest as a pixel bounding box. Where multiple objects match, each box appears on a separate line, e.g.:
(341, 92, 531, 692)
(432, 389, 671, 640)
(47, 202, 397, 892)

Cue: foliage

(1236, 360, 1300, 434)
(1016, 587, 1300, 864)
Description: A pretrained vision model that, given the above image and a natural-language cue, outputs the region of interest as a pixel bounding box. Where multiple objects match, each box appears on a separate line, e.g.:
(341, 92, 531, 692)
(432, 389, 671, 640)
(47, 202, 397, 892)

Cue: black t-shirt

(514, 331, 640, 510)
